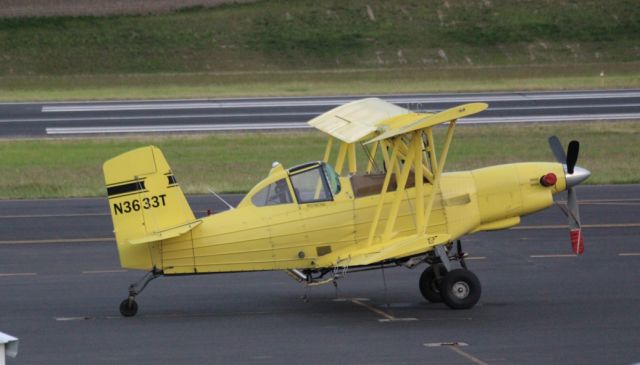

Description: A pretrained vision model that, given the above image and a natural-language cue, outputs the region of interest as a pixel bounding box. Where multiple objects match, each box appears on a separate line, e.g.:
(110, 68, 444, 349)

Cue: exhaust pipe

(286, 269, 308, 283)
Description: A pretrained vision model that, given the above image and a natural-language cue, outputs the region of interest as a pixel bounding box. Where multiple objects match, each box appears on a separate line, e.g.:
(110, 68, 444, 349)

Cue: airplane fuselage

(118, 161, 566, 274)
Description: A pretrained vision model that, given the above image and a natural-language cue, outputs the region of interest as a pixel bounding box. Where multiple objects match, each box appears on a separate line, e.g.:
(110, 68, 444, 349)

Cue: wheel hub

(451, 281, 470, 299)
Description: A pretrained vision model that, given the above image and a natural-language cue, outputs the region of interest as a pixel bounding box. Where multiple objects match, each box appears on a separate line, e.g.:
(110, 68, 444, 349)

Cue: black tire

(119, 299, 138, 317)
(419, 264, 446, 303)
(440, 269, 481, 310)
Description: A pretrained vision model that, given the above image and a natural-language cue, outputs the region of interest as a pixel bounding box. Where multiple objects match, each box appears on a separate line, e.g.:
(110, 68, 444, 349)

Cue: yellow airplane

(103, 98, 590, 317)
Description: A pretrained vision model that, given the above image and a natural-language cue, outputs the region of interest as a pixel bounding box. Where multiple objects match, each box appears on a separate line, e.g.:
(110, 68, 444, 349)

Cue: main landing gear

(119, 269, 162, 317)
(418, 240, 481, 310)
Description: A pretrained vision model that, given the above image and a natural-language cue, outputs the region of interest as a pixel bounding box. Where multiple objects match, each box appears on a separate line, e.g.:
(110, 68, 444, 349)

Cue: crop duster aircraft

(103, 98, 591, 317)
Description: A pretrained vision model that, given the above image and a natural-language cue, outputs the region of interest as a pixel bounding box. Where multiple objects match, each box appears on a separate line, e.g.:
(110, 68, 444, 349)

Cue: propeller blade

(548, 136, 566, 163)
(567, 187, 584, 254)
(550, 136, 585, 254)
(567, 188, 581, 229)
(566, 140, 580, 174)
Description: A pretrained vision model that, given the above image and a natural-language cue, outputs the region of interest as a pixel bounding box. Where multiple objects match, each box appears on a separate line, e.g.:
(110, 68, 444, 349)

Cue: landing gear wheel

(419, 264, 446, 303)
(119, 299, 138, 317)
(440, 269, 481, 310)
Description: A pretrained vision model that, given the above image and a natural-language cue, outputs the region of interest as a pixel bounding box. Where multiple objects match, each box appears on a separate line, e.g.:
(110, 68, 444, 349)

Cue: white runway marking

(44, 113, 640, 135)
(0, 272, 37, 277)
(55, 317, 92, 321)
(0, 112, 317, 124)
(40, 91, 640, 112)
(46, 122, 310, 134)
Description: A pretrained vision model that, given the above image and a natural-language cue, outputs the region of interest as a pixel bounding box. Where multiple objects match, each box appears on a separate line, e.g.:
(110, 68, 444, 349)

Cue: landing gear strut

(418, 240, 481, 309)
(119, 269, 162, 317)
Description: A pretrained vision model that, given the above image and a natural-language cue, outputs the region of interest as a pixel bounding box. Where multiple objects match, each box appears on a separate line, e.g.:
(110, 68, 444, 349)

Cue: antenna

(207, 187, 235, 210)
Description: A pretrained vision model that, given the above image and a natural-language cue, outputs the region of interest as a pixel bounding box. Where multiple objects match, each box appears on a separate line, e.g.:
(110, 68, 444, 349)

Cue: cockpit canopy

(248, 161, 341, 207)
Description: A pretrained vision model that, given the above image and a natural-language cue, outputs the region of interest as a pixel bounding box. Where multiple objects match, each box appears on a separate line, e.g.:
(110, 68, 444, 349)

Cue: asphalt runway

(1, 89, 640, 137)
(1, 185, 639, 364)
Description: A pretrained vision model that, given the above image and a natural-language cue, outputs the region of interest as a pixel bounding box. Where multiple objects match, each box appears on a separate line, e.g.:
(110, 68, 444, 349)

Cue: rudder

(103, 146, 196, 270)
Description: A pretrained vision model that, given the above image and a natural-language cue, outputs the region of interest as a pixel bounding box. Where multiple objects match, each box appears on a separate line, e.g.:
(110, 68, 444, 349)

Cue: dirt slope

(0, 0, 255, 18)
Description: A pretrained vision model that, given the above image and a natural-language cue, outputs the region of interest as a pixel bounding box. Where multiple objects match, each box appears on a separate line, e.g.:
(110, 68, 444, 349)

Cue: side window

(251, 179, 292, 207)
(323, 164, 341, 195)
(290, 167, 332, 204)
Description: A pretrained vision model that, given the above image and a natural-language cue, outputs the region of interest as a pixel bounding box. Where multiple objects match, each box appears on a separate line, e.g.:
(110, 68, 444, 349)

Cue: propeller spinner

(548, 136, 591, 254)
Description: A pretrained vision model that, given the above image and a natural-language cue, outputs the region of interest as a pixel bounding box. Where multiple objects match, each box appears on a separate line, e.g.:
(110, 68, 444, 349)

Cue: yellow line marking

(350, 299, 395, 321)
(581, 223, 640, 229)
(0, 210, 214, 219)
(514, 223, 640, 230)
(82, 269, 128, 274)
(0, 213, 108, 219)
(580, 202, 640, 206)
(557, 198, 640, 204)
(0, 272, 37, 277)
(530, 254, 577, 258)
(448, 346, 491, 365)
(0, 237, 114, 245)
(348, 299, 417, 322)
(619, 253, 640, 256)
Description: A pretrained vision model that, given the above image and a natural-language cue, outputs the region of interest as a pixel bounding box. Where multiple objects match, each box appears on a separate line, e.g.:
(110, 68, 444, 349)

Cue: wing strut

(366, 119, 457, 245)
(421, 121, 457, 234)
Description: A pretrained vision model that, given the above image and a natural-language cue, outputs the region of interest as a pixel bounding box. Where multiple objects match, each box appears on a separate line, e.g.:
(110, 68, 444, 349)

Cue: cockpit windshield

(289, 162, 340, 204)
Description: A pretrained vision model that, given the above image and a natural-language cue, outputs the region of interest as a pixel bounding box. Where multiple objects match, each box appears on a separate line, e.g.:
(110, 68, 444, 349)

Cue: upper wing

(308, 98, 488, 144)
(307, 98, 412, 143)
(367, 103, 488, 144)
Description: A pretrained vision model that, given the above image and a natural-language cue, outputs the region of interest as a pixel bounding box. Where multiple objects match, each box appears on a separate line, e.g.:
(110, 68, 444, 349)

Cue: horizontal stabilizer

(129, 220, 202, 245)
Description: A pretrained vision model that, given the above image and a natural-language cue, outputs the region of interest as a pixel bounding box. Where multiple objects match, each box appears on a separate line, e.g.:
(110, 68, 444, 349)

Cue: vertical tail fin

(103, 146, 196, 270)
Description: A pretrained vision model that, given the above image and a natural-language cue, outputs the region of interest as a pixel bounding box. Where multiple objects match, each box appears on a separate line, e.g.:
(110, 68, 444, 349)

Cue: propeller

(566, 141, 579, 174)
(548, 136, 586, 255)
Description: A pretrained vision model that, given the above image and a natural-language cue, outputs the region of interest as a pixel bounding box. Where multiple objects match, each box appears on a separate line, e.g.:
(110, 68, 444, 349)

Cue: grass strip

(1, 64, 639, 101)
(1, 121, 638, 199)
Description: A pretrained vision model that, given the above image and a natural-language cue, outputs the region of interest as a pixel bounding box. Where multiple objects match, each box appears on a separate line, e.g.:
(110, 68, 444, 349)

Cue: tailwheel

(419, 264, 446, 303)
(119, 298, 138, 317)
(118, 269, 161, 317)
(440, 269, 481, 310)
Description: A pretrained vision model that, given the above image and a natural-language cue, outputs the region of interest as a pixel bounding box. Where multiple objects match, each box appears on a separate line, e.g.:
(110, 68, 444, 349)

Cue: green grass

(1, 121, 638, 199)
(1, 63, 639, 101)
(1, 0, 639, 101)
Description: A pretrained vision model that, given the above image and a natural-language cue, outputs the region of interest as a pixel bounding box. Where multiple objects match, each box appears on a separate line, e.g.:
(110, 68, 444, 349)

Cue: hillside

(0, 0, 255, 18)
(2, 0, 639, 74)
(0, 0, 638, 99)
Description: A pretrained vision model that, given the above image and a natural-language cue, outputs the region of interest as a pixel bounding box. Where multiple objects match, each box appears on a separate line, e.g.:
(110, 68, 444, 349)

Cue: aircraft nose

(566, 165, 591, 188)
